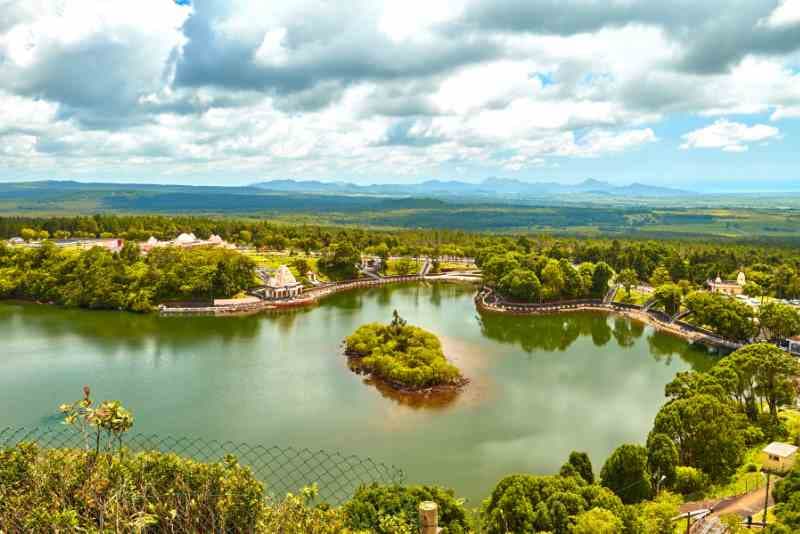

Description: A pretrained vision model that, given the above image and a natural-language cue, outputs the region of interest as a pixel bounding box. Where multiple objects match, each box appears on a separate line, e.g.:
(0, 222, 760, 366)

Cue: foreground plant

(59, 385, 134, 456)
(0, 443, 263, 533)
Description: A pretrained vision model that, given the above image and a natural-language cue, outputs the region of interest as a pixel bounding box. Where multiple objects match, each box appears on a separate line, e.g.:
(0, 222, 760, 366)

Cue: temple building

(140, 233, 231, 252)
(263, 265, 304, 300)
(708, 271, 746, 296)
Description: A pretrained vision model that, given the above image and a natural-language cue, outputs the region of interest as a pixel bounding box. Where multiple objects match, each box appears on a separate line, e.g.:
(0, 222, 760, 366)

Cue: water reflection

(591, 317, 612, 347)
(611, 317, 644, 348)
(365, 377, 461, 410)
(1, 285, 717, 504)
(0, 302, 263, 355)
(647, 332, 717, 371)
(478, 311, 604, 352)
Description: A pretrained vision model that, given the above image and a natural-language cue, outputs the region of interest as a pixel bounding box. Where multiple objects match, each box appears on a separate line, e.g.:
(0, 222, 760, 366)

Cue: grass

(703, 447, 766, 500)
(384, 258, 420, 276)
(437, 261, 476, 272)
(614, 288, 651, 306)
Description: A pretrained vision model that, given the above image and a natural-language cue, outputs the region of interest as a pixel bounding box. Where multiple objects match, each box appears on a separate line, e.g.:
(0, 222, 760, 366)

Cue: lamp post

(763, 470, 771, 527)
(656, 474, 667, 496)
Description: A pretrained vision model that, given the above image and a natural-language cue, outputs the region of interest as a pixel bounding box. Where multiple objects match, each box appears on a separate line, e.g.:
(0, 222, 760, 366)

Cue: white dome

(146, 236, 158, 245)
(175, 233, 197, 244)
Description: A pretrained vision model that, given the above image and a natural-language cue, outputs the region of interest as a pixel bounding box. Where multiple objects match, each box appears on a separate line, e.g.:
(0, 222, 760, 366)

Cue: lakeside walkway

(474, 287, 745, 351)
(159, 272, 480, 316)
(159, 276, 745, 352)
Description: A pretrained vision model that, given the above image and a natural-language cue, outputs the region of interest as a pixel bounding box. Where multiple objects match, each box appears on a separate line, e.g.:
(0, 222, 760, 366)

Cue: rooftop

(763, 442, 798, 458)
(268, 265, 301, 288)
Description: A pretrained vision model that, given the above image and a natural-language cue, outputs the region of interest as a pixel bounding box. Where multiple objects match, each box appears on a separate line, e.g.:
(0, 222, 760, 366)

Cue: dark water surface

(0, 283, 714, 503)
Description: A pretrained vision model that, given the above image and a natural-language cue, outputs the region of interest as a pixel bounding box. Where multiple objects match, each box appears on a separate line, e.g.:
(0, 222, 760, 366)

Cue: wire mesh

(0, 425, 404, 506)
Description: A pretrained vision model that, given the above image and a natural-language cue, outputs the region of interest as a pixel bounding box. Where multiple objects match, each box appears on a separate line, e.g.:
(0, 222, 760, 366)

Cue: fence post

(419, 501, 439, 534)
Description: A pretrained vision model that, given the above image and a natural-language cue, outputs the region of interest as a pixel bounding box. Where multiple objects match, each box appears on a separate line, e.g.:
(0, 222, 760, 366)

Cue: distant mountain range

(251, 178, 693, 198)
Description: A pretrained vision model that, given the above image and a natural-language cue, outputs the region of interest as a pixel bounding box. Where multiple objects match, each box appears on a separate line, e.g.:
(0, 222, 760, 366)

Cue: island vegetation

(344, 311, 466, 391)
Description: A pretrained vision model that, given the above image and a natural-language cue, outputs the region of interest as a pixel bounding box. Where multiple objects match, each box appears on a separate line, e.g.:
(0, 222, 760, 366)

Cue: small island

(344, 310, 468, 393)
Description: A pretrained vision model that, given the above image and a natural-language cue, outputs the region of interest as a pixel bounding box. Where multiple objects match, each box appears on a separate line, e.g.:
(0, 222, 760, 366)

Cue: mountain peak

(577, 178, 610, 188)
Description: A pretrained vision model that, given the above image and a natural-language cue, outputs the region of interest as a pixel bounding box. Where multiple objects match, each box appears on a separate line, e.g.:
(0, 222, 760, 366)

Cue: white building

(141, 233, 232, 252)
(761, 442, 798, 473)
(263, 265, 304, 300)
(708, 271, 746, 296)
(789, 336, 800, 356)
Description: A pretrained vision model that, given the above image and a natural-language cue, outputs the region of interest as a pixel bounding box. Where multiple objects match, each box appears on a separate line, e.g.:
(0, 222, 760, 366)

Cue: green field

(3, 181, 800, 242)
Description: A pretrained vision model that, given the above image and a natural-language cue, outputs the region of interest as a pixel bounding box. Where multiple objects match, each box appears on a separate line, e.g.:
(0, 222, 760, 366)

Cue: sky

(0, 0, 799, 191)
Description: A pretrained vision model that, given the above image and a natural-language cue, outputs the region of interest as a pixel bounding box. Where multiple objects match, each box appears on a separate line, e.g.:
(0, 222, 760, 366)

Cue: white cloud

(254, 28, 290, 66)
(771, 105, 800, 120)
(680, 120, 780, 152)
(759, 0, 800, 28)
(0, 1, 797, 183)
(572, 128, 658, 156)
(378, 0, 464, 42)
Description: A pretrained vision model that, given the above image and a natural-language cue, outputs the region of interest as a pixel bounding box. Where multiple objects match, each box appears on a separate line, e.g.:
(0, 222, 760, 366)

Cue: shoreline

(343, 347, 470, 399)
(159, 274, 481, 316)
(0, 280, 743, 353)
(474, 287, 743, 352)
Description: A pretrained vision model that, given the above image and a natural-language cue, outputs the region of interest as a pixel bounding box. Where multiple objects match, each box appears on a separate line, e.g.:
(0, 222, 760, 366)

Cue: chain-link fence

(0, 426, 404, 505)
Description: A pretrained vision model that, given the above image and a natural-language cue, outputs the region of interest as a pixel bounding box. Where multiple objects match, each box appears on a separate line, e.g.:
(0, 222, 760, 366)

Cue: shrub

(743, 426, 766, 447)
(0, 443, 264, 532)
(572, 507, 623, 534)
(673, 466, 708, 496)
(483, 474, 623, 534)
(773, 463, 800, 504)
(342, 483, 468, 534)
(757, 412, 789, 442)
(260, 485, 351, 534)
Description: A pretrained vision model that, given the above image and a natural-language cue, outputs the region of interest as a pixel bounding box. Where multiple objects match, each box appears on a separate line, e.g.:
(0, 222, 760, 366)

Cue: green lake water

(0, 283, 714, 503)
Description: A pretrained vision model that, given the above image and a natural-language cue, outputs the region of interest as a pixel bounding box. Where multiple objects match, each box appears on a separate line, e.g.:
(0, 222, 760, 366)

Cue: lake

(0, 282, 714, 503)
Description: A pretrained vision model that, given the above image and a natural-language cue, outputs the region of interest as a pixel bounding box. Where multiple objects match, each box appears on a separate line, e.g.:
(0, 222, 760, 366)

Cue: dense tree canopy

(641, 341, 800, 488)
(560, 451, 594, 485)
(652, 284, 683, 316)
(759, 302, 800, 340)
(479, 251, 614, 302)
(484, 472, 624, 534)
(5, 213, 800, 300)
(0, 241, 255, 312)
(652, 394, 746, 481)
(684, 291, 757, 341)
(317, 241, 360, 280)
(600, 444, 652, 504)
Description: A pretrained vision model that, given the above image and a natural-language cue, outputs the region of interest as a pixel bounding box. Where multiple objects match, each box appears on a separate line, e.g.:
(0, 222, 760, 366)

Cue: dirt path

(712, 486, 773, 518)
(679, 486, 774, 533)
